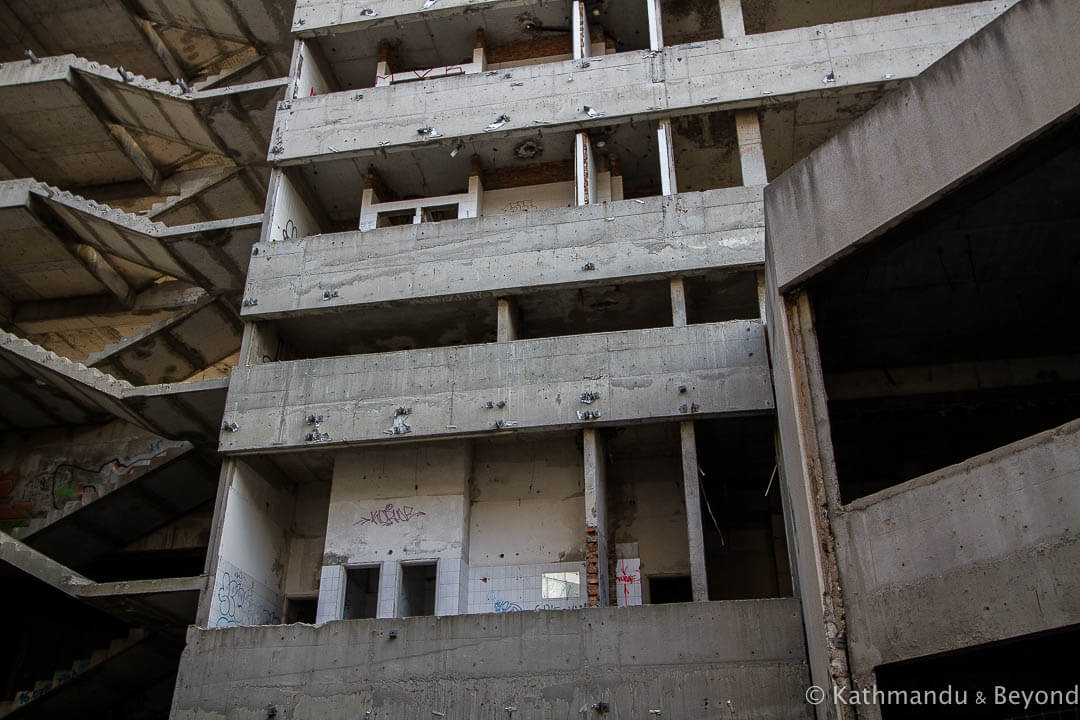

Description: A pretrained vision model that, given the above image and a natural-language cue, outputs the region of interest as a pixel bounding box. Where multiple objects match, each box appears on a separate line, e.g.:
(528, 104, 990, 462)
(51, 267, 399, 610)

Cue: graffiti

(501, 199, 537, 213)
(615, 558, 642, 607)
(533, 602, 586, 611)
(215, 569, 280, 628)
(49, 440, 168, 509)
(494, 600, 522, 613)
(281, 218, 300, 242)
(355, 503, 426, 527)
(0, 471, 34, 525)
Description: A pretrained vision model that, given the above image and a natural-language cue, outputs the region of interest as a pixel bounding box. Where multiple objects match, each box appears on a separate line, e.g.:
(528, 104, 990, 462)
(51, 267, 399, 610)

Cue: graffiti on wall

(215, 562, 281, 628)
(49, 440, 168, 509)
(0, 471, 34, 528)
(355, 503, 426, 527)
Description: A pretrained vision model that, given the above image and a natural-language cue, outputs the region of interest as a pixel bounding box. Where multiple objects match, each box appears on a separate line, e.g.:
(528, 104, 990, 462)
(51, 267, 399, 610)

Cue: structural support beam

(584, 428, 609, 608)
(680, 421, 709, 602)
(657, 119, 677, 196)
(0, 293, 13, 327)
(71, 244, 136, 307)
(572, 1, 591, 60)
(719, 0, 747, 38)
(670, 277, 688, 327)
(735, 111, 768, 186)
(647, 0, 665, 50)
(496, 297, 519, 342)
(105, 122, 163, 192)
(574, 132, 597, 206)
(129, 14, 188, 82)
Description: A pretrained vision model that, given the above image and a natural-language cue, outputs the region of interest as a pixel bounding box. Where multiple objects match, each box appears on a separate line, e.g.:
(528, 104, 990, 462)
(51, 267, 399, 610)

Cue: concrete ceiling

(0, 55, 285, 192)
(0, 0, 294, 83)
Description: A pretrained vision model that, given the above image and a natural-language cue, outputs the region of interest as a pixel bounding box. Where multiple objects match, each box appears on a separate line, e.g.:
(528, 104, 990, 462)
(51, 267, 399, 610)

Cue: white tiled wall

(466, 562, 587, 614)
(315, 564, 345, 624)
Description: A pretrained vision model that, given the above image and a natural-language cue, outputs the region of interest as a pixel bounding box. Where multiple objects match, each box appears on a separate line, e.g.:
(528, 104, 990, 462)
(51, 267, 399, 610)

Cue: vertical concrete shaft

(497, 298, 519, 342)
(572, 1, 591, 59)
(719, 0, 747, 37)
(575, 132, 597, 205)
(680, 421, 709, 601)
(756, 270, 768, 323)
(584, 428, 609, 607)
(646, 0, 665, 50)
(657, 119, 678, 196)
(735, 111, 768, 186)
(670, 277, 688, 327)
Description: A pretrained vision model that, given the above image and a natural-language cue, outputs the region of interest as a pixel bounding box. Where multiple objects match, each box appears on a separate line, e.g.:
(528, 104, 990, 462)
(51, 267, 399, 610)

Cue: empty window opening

(344, 566, 380, 620)
(285, 596, 318, 624)
(542, 571, 582, 599)
(398, 562, 437, 617)
(270, 296, 498, 359)
(695, 415, 792, 601)
(605, 424, 690, 604)
(808, 114, 1080, 502)
(513, 279, 675, 340)
(649, 575, 693, 604)
(875, 624, 1080, 720)
(673, 110, 743, 193)
(684, 269, 761, 324)
(743, 0, 970, 35)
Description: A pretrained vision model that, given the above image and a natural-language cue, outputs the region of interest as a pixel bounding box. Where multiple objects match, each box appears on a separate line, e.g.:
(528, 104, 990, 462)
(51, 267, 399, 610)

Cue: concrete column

(646, 0, 664, 50)
(497, 297, 519, 342)
(680, 421, 709, 601)
(574, 131, 597, 205)
(583, 428, 609, 607)
(572, 1, 591, 59)
(238, 322, 280, 366)
(670, 277, 688, 327)
(657, 119, 677, 196)
(735, 110, 768, 186)
(718, 0, 746, 38)
(756, 270, 767, 323)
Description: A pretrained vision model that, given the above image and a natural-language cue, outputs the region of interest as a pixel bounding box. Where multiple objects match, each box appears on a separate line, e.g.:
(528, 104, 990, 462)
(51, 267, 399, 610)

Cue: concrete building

(0, 0, 1076, 718)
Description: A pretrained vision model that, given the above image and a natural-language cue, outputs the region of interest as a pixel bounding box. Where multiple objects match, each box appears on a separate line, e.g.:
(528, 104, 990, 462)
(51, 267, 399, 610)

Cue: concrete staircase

(0, 629, 146, 717)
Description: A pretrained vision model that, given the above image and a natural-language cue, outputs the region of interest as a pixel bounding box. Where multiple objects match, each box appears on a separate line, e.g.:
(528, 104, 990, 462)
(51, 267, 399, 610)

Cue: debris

(641, 50, 660, 59)
(294, 17, 306, 25)
(580, 391, 600, 404)
(494, 420, 518, 429)
(510, 82, 524, 87)
(387, 407, 413, 435)
(422, 0, 438, 8)
(377, 140, 391, 146)
(823, 71, 836, 84)
(583, 105, 605, 118)
(359, 7, 377, 16)
(646, 105, 661, 110)
(883, 73, 896, 79)
(270, 144, 284, 154)
(582, 262, 596, 271)
(327, 145, 338, 152)
(417, 126, 441, 137)
(306, 430, 330, 442)
(483, 114, 510, 132)
(577, 410, 601, 421)
(242, 298, 258, 307)
(605, 217, 616, 222)
(321, 289, 339, 300)
(575, 60, 591, 69)
(177, 78, 193, 94)
(24, 49, 40, 64)
(222, 422, 239, 433)
(450, 142, 464, 157)
(633, 199, 646, 204)
(353, 93, 365, 100)
(503, 72, 513, 79)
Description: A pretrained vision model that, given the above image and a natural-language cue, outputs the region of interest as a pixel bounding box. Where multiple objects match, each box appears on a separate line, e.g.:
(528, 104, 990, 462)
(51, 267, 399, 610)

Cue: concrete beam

(242, 187, 764, 319)
(219, 321, 774, 453)
(13, 281, 208, 333)
(657, 118, 677, 196)
(765, 0, 1080, 290)
(680, 421, 709, 602)
(271, 3, 1016, 163)
(718, 0, 746, 38)
(583, 428, 609, 607)
(71, 244, 136, 307)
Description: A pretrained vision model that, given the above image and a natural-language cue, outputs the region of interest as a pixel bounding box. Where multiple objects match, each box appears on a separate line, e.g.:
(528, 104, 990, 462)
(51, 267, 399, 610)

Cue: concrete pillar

(572, 1, 591, 59)
(670, 277, 688, 327)
(575, 131, 597, 206)
(646, 0, 664, 50)
(735, 110, 768, 186)
(718, 0, 746, 38)
(584, 428, 609, 607)
(497, 297, 519, 342)
(756, 270, 767, 323)
(657, 119, 677, 196)
(680, 421, 709, 601)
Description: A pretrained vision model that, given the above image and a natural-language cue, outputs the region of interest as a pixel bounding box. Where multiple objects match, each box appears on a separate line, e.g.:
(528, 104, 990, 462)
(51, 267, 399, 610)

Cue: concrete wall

(220, 322, 773, 453)
(209, 459, 293, 627)
(171, 599, 812, 719)
(0, 419, 188, 534)
(765, 0, 1080, 290)
(271, 3, 1013, 163)
(835, 418, 1080, 718)
(243, 187, 763, 319)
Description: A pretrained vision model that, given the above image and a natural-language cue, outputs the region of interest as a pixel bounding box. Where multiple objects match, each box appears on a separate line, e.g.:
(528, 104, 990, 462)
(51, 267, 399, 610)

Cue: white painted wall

(267, 169, 320, 244)
(212, 459, 292, 627)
